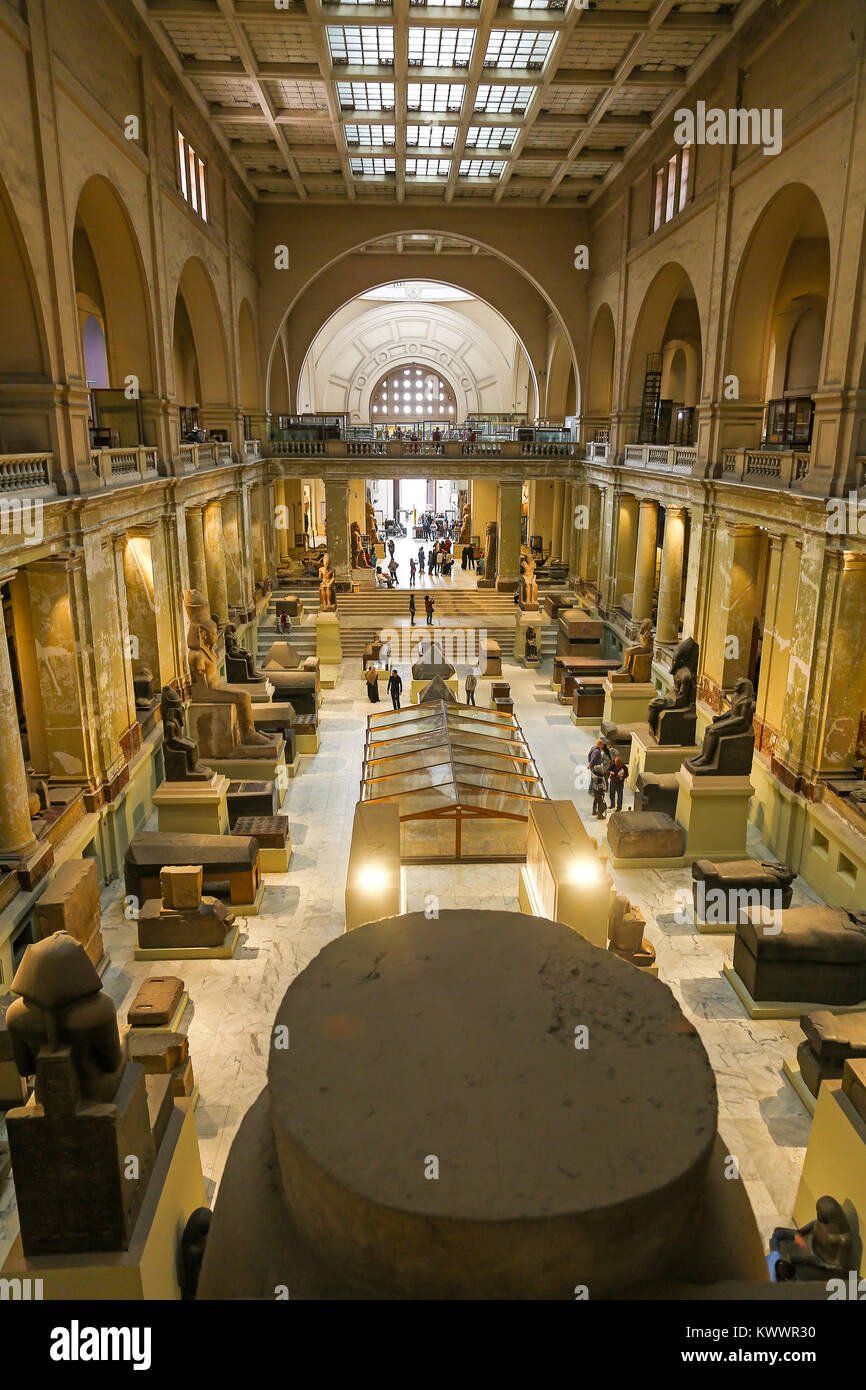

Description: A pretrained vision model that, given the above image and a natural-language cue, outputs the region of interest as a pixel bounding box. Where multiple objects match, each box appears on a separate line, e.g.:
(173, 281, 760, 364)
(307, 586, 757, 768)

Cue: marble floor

(0, 650, 821, 1265)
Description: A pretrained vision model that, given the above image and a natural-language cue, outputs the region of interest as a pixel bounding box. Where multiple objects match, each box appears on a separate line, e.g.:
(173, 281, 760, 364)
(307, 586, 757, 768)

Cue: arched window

(370, 363, 457, 422)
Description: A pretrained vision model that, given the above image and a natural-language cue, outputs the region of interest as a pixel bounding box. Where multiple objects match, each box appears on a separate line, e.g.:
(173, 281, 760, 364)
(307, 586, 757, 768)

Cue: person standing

(428, 547, 436, 577)
(587, 738, 608, 802)
(418, 547, 425, 576)
(409, 593, 416, 627)
(466, 543, 475, 571)
(387, 667, 403, 711)
(425, 594, 434, 626)
(608, 756, 627, 812)
(465, 668, 477, 707)
(409, 557, 417, 586)
(365, 665, 380, 704)
(590, 760, 608, 819)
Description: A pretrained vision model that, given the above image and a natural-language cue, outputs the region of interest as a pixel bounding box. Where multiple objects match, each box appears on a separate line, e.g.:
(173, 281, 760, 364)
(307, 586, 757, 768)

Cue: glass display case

(762, 397, 814, 449)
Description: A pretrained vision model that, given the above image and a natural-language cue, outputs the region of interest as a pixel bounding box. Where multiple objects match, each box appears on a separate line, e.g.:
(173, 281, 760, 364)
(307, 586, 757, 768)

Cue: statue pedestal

(628, 729, 699, 790)
(411, 675, 459, 704)
(152, 775, 231, 836)
(316, 612, 342, 675)
(601, 679, 656, 727)
(793, 1079, 866, 1276)
(135, 923, 241, 961)
(675, 767, 754, 861)
(514, 613, 541, 667)
(208, 738, 287, 786)
(518, 801, 614, 951)
(2, 1098, 206, 1299)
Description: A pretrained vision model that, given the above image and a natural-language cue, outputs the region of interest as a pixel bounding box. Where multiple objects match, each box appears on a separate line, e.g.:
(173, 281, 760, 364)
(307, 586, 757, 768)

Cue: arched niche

(586, 304, 616, 418)
(238, 299, 262, 413)
(72, 176, 155, 394)
(173, 257, 231, 408)
(546, 329, 579, 422)
(625, 263, 703, 412)
(0, 175, 52, 452)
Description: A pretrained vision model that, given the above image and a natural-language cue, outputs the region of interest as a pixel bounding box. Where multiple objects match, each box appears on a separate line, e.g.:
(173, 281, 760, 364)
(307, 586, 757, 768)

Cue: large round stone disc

(268, 910, 717, 1298)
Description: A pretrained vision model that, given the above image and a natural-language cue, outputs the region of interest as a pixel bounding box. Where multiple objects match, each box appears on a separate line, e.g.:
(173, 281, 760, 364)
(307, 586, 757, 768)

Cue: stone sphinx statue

(318, 552, 336, 611)
(224, 623, 264, 683)
(684, 676, 756, 778)
(771, 1196, 855, 1282)
(412, 639, 456, 682)
(351, 521, 371, 568)
(647, 666, 697, 746)
(518, 554, 539, 611)
(459, 502, 471, 545)
(610, 617, 654, 684)
(6, 931, 126, 1104)
(183, 589, 277, 754)
(160, 686, 213, 782)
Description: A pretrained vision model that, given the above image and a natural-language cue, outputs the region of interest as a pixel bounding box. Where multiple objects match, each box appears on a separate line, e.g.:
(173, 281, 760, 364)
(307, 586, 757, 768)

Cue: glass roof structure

(361, 699, 547, 861)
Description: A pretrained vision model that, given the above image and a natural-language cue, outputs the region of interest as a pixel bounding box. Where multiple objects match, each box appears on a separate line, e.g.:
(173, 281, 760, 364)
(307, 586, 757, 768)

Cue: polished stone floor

(0, 646, 820, 1266)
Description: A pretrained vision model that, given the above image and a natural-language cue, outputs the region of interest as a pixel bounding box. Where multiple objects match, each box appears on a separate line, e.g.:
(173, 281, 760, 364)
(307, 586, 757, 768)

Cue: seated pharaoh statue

(647, 666, 697, 746)
(183, 589, 277, 752)
(411, 638, 456, 681)
(518, 554, 539, 611)
(224, 623, 264, 683)
(610, 617, 654, 684)
(684, 677, 756, 778)
(160, 685, 213, 782)
(318, 552, 336, 611)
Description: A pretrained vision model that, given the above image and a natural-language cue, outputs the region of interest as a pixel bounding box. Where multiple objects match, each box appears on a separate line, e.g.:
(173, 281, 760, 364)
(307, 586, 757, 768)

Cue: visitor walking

(409, 593, 416, 627)
(387, 667, 403, 711)
(608, 756, 627, 812)
(365, 665, 380, 704)
(425, 594, 434, 626)
(465, 668, 477, 707)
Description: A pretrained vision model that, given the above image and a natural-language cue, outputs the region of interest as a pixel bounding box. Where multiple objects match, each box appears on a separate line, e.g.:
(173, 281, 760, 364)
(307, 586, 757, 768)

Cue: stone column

(251, 483, 267, 586)
(720, 523, 764, 689)
(614, 493, 639, 610)
(0, 588, 38, 856)
(551, 481, 566, 560)
(655, 505, 687, 644)
(496, 481, 523, 591)
(123, 526, 176, 690)
(324, 479, 350, 583)
(560, 483, 574, 570)
(632, 498, 659, 623)
(203, 499, 229, 625)
(185, 507, 208, 598)
(221, 493, 245, 615)
(274, 478, 290, 563)
(815, 551, 866, 774)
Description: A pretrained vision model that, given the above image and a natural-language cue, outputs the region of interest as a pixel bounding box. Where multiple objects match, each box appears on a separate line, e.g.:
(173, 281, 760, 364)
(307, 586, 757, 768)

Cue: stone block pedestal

(208, 739, 287, 786)
(601, 680, 656, 727)
(628, 729, 699, 790)
(152, 775, 230, 836)
(514, 614, 541, 667)
(675, 768, 754, 861)
(316, 612, 342, 666)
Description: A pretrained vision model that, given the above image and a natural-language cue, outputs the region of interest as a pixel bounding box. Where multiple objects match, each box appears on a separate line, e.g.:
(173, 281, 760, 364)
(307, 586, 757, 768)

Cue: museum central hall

(0, 0, 866, 1324)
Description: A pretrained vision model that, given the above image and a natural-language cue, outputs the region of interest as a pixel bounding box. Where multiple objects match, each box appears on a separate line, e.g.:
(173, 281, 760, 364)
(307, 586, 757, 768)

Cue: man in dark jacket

(387, 668, 403, 711)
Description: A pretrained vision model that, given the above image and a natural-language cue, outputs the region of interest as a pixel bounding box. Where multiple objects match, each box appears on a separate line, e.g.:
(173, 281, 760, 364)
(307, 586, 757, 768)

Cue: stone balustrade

(721, 447, 811, 489)
(622, 443, 698, 473)
(90, 446, 159, 483)
(0, 453, 53, 491)
(266, 438, 578, 461)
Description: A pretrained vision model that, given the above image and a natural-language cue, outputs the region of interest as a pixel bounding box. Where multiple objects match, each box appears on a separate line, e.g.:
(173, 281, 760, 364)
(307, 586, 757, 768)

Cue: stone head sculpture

(6, 932, 126, 1105)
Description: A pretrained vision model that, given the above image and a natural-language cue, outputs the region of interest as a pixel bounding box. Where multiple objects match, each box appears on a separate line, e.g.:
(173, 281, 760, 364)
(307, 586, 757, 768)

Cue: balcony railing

(722, 448, 811, 489)
(0, 453, 53, 491)
(244, 439, 260, 461)
(266, 439, 577, 461)
(586, 441, 609, 462)
(91, 446, 159, 483)
(623, 444, 697, 472)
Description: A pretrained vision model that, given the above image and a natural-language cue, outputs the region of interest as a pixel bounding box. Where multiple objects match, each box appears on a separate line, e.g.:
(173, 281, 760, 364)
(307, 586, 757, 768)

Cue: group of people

(415, 540, 453, 580)
(460, 544, 476, 570)
(366, 658, 478, 710)
(587, 738, 628, 820)
(407, 593, 435, 627)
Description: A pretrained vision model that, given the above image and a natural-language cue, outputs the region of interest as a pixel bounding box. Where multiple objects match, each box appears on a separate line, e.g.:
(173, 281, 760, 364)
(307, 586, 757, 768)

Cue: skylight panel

(406, 157, 452, 177)
(337, 81, 396, 110)
(407, 27, 475, 68)
(459, 158, 506, 177)
(465, 125, 517, 149)
(483, 29, 552, 70)
(406, 82, 465, 113)
(328, 26, 394, 66)
(406, 124, 458, 147)
(345, 123, 397, 145)
(350, 156, 397, 176)
(474, 84, 533, 114)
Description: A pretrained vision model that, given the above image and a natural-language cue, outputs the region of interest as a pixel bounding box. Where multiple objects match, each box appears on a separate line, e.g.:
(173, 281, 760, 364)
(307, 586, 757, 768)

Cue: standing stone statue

(161, 686, 213, 781)
(365, 495, 379, 545)
(525, 626, 538, 662)
(518, 554, 539, 611)
(351, 521, 371, 568)
(318, 552, 336, 611)
(610, 618, 654, 684)
(684, 677, 756, 777)
(459, 502, 471, 545)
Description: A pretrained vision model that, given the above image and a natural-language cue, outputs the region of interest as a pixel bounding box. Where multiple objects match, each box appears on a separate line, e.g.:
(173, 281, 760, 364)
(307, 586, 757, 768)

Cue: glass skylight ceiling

(407, 27, 475, 67)
(406, 124, 458, 147)
(350, 156, 397, 176)
(327, 26, 394, 66)
(337, 81, 395, 110)
(406, 157, 452, 178)
(345, 124, 396, 146)
(484, 29, 552, 70)
(460, 158, 506, 178)
(474, 84, 533, 114)
(466, 126, 517, 149)
(407, 82, 465, 112)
